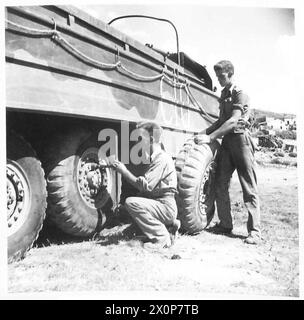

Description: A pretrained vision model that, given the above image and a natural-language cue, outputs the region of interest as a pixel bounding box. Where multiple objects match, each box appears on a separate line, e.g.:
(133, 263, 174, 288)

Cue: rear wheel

(43, 128, 116, 237)
(175, 138, 219, 234)
(7, 132, 47, 263)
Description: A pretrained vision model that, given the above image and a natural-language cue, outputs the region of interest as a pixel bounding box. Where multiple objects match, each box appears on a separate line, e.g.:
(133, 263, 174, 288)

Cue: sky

(73, 1, 299, 115)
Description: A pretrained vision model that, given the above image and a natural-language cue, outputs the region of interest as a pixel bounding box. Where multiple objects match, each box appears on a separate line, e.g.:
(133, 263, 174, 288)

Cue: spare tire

(175, 138, 220, 234)
(43, 128, 116, 237)
(7, 132, 47, 263)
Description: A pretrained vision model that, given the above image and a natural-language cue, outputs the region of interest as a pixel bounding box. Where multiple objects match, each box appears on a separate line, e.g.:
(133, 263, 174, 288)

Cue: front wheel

(175, 139, 220, 234)
(7, 132, 47, 263)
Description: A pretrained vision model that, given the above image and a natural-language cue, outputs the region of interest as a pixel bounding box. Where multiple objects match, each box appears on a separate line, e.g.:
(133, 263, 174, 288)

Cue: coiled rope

(185, 85, 214, 122)
(6, 18, 213, 119)
(118, 63, 163, 81)
(6, 19, 57, 36)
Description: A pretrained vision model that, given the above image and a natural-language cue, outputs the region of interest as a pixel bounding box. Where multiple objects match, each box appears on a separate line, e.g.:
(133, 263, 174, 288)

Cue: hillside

(252, 109, 296, 120)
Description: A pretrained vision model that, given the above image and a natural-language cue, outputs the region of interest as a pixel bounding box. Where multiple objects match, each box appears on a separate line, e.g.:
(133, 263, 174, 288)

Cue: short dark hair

(136, 121, 163, 143)
(214, 60, 234, 77)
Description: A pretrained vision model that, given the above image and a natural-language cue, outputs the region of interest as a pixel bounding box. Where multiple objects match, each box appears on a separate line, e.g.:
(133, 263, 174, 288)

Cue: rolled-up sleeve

(232, 90, 250, 115)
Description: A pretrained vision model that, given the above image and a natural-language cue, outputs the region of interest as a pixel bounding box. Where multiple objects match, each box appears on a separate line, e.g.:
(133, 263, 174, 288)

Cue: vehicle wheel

(175, 138, 220, 234)
(43, 128, 116, 237)
(7, 132, 47, 263)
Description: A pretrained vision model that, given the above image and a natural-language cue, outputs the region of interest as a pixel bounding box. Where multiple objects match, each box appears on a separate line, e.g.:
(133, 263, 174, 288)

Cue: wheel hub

(77, 148, 112, 209)
(6, 163, 29, 234)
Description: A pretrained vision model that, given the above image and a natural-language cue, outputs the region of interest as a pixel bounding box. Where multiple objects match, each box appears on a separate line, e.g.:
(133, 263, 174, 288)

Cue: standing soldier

(110, 121, 180, 249)
(194, 60, 261, 244)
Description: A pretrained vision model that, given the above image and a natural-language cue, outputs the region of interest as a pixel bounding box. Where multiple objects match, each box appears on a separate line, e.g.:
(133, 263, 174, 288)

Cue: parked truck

(6, 5, 221, 262)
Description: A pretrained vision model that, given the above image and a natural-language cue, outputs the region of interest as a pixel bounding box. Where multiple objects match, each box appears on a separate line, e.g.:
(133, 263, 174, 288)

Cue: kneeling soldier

(110, 121, 180, 249)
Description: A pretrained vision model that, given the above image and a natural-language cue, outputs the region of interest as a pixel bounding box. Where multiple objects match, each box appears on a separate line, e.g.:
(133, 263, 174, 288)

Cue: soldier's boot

(167, 219, 181, 245)
(207, 222, 233, 235)
(244, 233, 261, 245)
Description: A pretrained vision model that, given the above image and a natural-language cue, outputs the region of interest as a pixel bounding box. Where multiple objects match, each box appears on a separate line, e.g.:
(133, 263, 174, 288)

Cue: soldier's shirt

(219, 84, 251, 133)
(135, 149, 177, 199)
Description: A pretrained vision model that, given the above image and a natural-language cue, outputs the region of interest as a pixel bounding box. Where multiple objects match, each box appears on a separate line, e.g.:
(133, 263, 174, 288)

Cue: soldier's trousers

(124, 196, 177, 243)
(215, 133, 261, 236)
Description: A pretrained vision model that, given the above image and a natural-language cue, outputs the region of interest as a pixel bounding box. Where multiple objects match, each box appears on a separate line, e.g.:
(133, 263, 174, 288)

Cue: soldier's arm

(204, 120, 222, 135)
(209, 109, 242, 142)
(136, 157, 169, 193)
(112, 159, 165, 193)
(111, 160, 139, 189)
(209, 89, 249, 141)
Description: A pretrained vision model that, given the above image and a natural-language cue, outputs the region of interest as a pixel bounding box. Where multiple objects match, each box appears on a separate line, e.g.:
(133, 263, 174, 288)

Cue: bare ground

(8, 164, 299, 297)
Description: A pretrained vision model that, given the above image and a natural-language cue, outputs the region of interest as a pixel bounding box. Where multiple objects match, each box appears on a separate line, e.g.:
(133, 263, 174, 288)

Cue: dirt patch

(8, 165, 298, 297)
(255, 148, 297, 167)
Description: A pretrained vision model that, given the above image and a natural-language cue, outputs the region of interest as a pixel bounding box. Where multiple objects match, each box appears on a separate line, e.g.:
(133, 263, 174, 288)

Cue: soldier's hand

(236, 118, 250, 128)
(105, 154, 116, 167)
(194, 134, 211, 145)
(112, 160, 127, 174)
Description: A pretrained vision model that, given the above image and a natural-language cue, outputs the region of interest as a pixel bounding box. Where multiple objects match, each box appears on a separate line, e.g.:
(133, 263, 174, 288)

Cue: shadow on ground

(95, 221, 146, 246)
(34, 222, 89, 248)
(204, 228, 247, 240)
(34, 215, 133, 248)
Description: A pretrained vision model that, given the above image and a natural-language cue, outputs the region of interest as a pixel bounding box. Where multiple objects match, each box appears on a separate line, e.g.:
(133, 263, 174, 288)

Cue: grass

(8, 165, 299, 297)
(255, 148, 297, 168)
(269, 157, 297, 167)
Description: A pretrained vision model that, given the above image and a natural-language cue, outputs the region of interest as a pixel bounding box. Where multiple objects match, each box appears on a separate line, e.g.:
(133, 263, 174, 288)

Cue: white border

(1, 0, 303, 301)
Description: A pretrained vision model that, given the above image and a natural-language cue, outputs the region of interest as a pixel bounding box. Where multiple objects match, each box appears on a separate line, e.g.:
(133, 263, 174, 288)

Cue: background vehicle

(5, 5, 220, 262)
